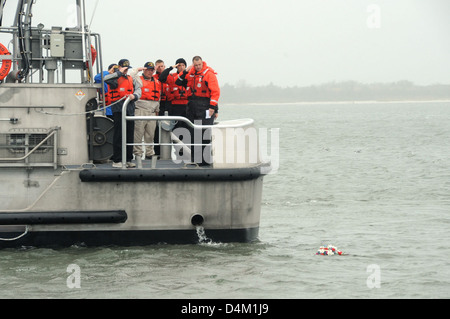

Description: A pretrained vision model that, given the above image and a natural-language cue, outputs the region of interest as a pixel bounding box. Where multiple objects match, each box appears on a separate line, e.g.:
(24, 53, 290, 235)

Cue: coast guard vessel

(0, 0, 270, 248)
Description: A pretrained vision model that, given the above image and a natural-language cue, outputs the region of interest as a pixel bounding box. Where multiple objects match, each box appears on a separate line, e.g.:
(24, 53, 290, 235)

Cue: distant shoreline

(220, 81, 450, 106)
(222, 99, 450, 106)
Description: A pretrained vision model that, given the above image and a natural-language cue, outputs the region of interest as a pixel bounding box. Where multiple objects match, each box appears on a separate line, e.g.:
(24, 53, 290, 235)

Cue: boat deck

(92, 159, 204, 170)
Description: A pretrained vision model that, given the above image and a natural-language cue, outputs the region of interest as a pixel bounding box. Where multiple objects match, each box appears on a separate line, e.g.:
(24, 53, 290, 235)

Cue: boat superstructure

(0, 0, 270, 248)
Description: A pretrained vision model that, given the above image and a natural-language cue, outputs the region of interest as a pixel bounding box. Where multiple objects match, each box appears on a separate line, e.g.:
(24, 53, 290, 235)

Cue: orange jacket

(153, 73, 173, 101)
(109, 75, 134, 103)
(104, 90, 112, 105)
(167, 73, 189, 105)
(186, 61, 220, 107)
(140, 76, 162, 101)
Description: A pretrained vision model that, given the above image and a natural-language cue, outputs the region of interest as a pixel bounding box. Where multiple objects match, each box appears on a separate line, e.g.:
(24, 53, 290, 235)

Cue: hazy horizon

(1, 0, 449, 88)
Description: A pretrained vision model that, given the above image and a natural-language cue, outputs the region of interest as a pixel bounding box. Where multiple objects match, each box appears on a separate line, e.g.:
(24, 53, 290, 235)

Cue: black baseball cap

(118, 59, 132, 68)
(144, 62, 155, 69)
(175, 58, 187, 66)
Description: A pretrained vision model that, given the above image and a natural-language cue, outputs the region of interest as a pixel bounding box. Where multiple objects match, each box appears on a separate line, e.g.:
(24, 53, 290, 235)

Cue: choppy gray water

(1, 101, 449, 299)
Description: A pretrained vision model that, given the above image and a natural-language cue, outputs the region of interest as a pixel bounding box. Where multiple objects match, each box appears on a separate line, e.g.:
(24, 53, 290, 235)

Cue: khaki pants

(133, 101, 159, 157)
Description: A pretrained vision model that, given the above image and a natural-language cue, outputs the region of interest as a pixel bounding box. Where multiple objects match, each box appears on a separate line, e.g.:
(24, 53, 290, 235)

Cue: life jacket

(153, 73, 173, 102)
(109, 75, 134, 103)
(186, 62, 220, 106)
(140, 76, 162, 101)
(104, 90, 112, 105)
(96, 86, 111, 105)
(168, 73, 189, 105)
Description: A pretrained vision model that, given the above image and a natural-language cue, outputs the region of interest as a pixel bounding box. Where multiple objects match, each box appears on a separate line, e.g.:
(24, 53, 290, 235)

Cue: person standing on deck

(176, 56, 220, 165)
(129, 62, 161, 160)
(104, 59, 141, 168)
(153, 59, 173, 157)
(159, 58, 190, 159)
(94, 63, 118, 120)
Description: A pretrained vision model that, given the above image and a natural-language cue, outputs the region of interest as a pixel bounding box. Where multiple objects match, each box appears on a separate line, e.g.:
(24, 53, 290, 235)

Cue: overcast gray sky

(1, 0, 449, 87)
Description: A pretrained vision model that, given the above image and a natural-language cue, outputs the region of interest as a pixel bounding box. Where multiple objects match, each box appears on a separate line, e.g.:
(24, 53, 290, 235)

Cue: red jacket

(140, 76, 162, 101)
(186, 62, 220, 107)
(153, 73, 173, 102)
(167, 72, 189, 105)
(109, 75, 134, 103)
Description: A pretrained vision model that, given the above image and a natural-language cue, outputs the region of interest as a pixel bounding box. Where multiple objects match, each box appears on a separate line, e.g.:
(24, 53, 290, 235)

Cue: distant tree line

(219, 80, 450, 104)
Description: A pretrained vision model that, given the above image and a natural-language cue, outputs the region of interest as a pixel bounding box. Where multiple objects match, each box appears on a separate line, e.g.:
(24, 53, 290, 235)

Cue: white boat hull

(0, 164, 264, 247)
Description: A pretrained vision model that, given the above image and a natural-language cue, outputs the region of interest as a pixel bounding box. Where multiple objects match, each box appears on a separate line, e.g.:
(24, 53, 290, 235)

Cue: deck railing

(120, 97, 255, 169)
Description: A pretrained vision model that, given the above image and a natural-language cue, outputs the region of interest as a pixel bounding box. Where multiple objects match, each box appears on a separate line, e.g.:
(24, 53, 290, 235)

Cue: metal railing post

(121, 96, 131, 169)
